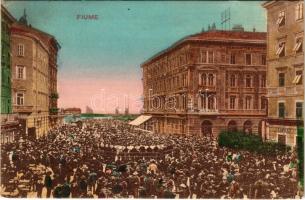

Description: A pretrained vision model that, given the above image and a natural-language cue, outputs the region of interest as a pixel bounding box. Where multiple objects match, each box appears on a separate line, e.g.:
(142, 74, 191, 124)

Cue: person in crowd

(0, 119, 301, 198)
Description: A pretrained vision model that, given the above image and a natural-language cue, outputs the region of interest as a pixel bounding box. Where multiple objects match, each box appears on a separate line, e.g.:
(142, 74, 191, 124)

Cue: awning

(129, 115, 152, 126)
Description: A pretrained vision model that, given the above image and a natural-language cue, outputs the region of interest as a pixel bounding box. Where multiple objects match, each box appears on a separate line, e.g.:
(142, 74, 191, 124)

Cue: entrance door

(278, 134, 286, 145)
(28, 127, 36, 141)
(201, 120, 212, 136)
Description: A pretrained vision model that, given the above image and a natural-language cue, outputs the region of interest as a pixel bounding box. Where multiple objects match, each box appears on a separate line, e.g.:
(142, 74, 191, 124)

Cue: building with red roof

(141, 26, 267, 136)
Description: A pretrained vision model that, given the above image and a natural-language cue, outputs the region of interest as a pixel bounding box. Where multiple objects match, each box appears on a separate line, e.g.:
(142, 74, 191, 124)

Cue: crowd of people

(0, 119, 302, 198)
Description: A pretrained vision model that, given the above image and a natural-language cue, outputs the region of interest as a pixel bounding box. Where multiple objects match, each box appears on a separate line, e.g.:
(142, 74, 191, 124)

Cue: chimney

(253, 27, 256, 32)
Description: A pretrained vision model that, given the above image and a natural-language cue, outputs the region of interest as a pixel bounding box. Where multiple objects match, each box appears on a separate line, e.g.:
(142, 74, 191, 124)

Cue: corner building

(263, 1, 304, 146)
(141, 29, 267, 137)
(11, 13, 60, 139)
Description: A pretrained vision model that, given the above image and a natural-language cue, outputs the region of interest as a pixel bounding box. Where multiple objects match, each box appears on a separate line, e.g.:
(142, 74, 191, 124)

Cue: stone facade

(263, 1, 304, 146)
(10, 14, 60, 139)
(141, 30, 267, 137)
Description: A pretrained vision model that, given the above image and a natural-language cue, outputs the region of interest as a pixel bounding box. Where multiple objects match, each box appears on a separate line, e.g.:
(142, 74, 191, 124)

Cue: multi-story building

(1, 6, 15, 114)
(47, 27, 61, 128)
(141, 27, 267, 137)
(263, 1, 304, 146)
(1, 6, 20, 144)
(10, 11, 60, 139)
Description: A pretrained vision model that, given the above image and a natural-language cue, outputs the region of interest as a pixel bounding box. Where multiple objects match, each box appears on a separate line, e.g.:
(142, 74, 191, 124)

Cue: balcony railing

(198, 109, 219, 114)
(242, 87, 256, 93)
(268, 86, 304, 97)
(226, 109, 266, 115)
(1, 113, 18, 123)
(198, 85, 216, 92)
(13, 105, 33, 113)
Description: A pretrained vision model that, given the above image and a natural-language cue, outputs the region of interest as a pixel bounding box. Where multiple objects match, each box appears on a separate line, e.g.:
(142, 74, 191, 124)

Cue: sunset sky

(4, 1, 266, 113)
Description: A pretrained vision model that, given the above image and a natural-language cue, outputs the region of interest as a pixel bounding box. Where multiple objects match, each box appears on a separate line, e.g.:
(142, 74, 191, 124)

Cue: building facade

(263, 1, 304, 146)
(141, 29, 267, 137)
(1, 6, 22, 144)
(1, 6, 15, 114)
(48, 34, 60, 128)
(10, 12, 60, 139)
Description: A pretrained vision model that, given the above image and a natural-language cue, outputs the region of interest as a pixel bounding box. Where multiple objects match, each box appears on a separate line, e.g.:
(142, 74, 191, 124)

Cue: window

(229, 96, 236, 109)
(296, 102, 303, 118)
(261, 54, 266, 65)
(208, 74, 214, 86)
(293, 70, 303, 85)
(16, 93, 24, 105)
(261, 97, 267, 110)
(245, 75, 252, 88)
(16, 66, 25, 79)
(296, 3, 304, 20)
(230, 75, 236, 87)
(201, 50, 207, 63)
(230, 53, 236, 64)
(208, 97, 214, 110)
(278, 102, 285, 118)
(260, 75, 266, 88)
(276, 42, 285, 57)
(17, 44, 24, 56)
(293, 37, 303, 53)
(221, 54, 226, 63)
(279, 73, 285, 87)
(277, 11, 285, 27)
(201, 73, 207, 85)
(208, 51, 214, 63)
(245, 54, 251, 65)
(245, 96, 252, 110)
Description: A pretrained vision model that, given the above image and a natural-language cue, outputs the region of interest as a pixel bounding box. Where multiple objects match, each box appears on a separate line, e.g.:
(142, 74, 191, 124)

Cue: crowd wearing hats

(0, 119, 302, 198)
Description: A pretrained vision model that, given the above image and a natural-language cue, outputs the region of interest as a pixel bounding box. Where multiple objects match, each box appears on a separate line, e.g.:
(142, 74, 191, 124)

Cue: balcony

(267, 86, 304, 97)
(1, 113, 18, 123)
(226, 109, 266, 115)
(198, 85, 216, 92)
(242, 87, 256, 93)
(227, 87, 239, 93)
(13, 105, 33, 113)
(198, 109, 219, 114)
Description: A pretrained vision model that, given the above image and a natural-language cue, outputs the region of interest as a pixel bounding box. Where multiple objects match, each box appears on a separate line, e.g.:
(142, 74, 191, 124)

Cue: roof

(1, 5, 17, 24)
(11, 22, 61, 51)
(261, 1, 278, 9)
(129, 115, 152, 126)
(142, 30, 266, 67)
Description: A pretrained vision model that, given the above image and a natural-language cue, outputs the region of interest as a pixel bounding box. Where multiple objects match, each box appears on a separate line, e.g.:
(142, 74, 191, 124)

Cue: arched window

(228, 120, 238, 132)
(208, 74, 214, 86)
(261, 96, 267, 110)
(201, 120, 213, 136)
(208, 96, 214, 110)
(243, 120, 252, 134)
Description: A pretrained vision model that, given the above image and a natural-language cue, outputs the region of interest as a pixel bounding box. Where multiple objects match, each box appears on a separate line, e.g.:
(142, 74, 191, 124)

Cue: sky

(4, 1, 267, 114)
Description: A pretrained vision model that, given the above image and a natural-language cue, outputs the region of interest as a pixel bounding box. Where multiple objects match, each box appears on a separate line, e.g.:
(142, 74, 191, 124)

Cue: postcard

(0, 0, 304, 199)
